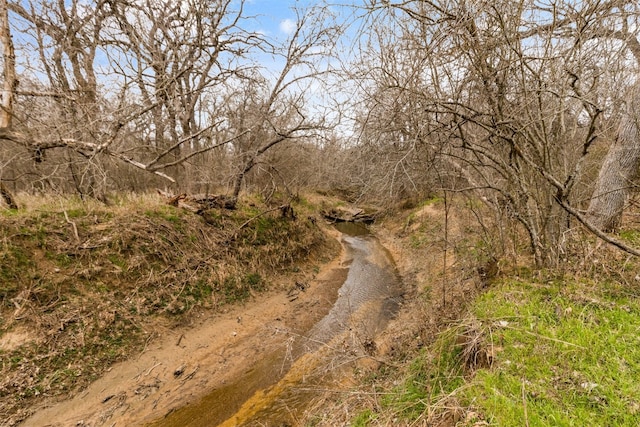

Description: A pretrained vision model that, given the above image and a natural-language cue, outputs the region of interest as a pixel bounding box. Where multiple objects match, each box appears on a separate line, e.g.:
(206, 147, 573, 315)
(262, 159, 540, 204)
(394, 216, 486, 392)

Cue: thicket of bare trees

(0, 0, 339, 206)
(1, 0, 640, 265)
(341, 0, 640, 266)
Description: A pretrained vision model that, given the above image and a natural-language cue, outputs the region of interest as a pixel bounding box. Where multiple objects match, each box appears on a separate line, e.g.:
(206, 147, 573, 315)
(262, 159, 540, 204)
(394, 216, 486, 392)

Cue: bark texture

(0, 0, 14, 128)
(587, 86, 640, 232)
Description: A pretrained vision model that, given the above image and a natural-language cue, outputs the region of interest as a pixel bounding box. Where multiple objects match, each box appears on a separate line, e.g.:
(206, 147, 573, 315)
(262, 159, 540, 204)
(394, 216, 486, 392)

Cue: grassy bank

(343, 199, 640, 426)
(0, 193, 334, 425)
(287, 196, 640, 426)
(384, 272, 640, 426)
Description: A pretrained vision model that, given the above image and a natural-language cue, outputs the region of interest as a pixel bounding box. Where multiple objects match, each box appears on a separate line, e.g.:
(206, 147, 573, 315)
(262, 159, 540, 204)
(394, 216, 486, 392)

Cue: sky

(230, 0, 359, 137)
(239, 0, 365, 130)
(241, 0, 364, 42)
(243, 0, 312, 40)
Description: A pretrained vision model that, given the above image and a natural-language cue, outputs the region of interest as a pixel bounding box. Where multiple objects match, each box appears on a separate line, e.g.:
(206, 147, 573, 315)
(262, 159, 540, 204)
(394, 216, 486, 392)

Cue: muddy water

(150, 223, 402, 427)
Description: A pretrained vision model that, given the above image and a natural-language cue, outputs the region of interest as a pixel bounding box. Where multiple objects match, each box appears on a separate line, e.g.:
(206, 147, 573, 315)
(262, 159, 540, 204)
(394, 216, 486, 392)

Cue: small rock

(174, 365, 186, 377)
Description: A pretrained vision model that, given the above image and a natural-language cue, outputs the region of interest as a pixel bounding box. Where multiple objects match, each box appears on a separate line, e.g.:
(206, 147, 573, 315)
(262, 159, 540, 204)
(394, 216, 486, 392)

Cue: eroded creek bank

(23, 223, 403, 427)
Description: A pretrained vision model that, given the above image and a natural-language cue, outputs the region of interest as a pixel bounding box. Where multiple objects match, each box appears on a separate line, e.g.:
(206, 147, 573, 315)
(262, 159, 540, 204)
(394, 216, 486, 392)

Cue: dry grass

(291, 195, 489, 426)
(297, 195, 640, 427)
(0, 192, 332, 426)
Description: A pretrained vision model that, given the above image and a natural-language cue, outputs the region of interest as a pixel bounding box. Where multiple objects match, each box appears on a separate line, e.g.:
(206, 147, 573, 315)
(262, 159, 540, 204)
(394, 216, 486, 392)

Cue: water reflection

(150, 225, 402, 427)
(333, 221, 369, 236)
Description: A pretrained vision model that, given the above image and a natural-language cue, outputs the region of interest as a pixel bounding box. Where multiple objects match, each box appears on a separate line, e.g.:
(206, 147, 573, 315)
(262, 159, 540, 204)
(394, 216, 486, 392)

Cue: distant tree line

(0, 0, 639, 266)
(342, 0, 640, 266)
(0, 0, 341, 207)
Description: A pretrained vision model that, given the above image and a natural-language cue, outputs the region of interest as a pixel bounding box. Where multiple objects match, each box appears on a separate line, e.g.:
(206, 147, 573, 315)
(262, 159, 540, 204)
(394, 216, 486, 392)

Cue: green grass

(0, 244, 36, 298)
(107, 253, 128, 271)
(349, 319, 462, 423)
(379, 330, 466, 421)
(218, 273, 265, 304)
(459, 277, 640, 426)
(65, 208, 86, 218)
(419, 196, 444, 207)
(0, 207, 20, 217)
(619, 229, 640, 246)
(0, 193, 331, 424)
(293, 195, 314, 209)
(144, 205, 183, 223)
(382, 275, 640, 426)
(351, 409, 378, 426)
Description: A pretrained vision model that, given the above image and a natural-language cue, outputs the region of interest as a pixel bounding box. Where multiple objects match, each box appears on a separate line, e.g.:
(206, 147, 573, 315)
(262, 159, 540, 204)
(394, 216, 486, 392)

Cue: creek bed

(152, 223, 403, 426)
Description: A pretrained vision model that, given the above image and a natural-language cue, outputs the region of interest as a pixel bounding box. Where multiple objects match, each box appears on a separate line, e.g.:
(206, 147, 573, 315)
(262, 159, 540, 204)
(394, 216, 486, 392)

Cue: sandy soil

(22, 231, 350, 427)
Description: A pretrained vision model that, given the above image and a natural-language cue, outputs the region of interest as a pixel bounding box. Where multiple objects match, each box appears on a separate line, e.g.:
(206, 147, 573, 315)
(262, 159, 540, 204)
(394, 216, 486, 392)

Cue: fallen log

(320, 207, 376, 224)
(157, 190, 236, 212)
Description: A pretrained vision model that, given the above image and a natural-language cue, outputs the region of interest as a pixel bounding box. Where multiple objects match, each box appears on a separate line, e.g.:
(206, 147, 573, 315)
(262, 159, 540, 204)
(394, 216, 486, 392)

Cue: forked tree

(0, 0, 340, 204)
(354, 0, 640, 265)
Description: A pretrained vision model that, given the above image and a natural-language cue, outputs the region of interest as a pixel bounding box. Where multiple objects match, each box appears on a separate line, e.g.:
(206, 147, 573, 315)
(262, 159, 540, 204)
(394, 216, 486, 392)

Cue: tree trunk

(0, 182, 17, 209)
(229, 157, 255, 209)
(0, 0, 18, 209)
(587, 86, 640, 232)
(0, 0, 15, 128)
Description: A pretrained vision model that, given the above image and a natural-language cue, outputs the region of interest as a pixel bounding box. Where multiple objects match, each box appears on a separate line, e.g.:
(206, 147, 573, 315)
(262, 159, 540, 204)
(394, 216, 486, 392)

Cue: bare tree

(585, 2, 640, 231)
(353, 0, 640, 265)
(7, 0, 111, 199)
(100, 0, 263, 183)
(0, 0, 340, 202)
(0, 0, 18, 208)
(223, 5, 340, 206)
(0, 0, 14, 129)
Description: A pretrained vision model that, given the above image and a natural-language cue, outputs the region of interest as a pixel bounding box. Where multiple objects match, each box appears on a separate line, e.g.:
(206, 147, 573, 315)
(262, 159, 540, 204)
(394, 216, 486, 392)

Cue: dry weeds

(291, 196, 490, 426)
(0, 193, 331, 426)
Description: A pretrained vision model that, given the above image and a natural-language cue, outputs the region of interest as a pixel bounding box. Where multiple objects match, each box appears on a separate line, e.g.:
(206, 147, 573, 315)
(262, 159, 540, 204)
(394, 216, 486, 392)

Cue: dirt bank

(0, 194, 335, 426)
(5, 195, 482, 427)
(23, 228, 348, 426)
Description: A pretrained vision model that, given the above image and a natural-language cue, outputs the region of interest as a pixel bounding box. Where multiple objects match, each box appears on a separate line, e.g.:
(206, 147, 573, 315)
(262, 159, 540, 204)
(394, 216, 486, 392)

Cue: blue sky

(242, 1, 364, 41)
(243, 0, 312, 39)
(240, 0, 360, 128)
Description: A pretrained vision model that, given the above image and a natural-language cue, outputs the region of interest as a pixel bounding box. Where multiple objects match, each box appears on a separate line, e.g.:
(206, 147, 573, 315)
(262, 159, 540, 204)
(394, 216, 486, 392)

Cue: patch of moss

(144, 205, 183, 224)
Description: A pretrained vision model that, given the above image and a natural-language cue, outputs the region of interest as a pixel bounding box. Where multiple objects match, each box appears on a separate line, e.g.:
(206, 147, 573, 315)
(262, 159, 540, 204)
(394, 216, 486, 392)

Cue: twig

(176, 334, 185, 347)
(145, 362, 162, 376)
(501, 325, 586, 349)
(335, 353, 403, 369)
(522, 377, 530, 427)
(291, 387, 396, 396)
(180, 365, 199, 384)
(63, 210, 80, 242)
(138, 333, 154, 359)
(236, 205, 289, 232)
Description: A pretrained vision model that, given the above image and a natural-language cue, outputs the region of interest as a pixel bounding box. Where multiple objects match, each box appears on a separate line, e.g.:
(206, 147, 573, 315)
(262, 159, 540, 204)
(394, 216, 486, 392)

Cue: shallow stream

(151, 223, 402, 426)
